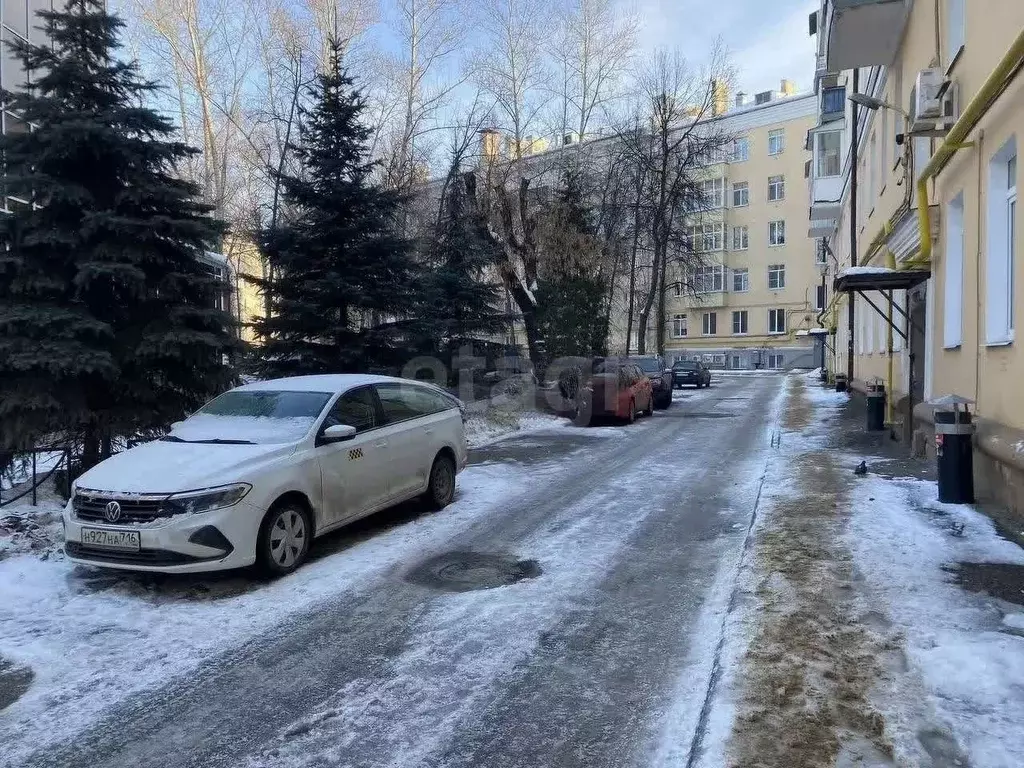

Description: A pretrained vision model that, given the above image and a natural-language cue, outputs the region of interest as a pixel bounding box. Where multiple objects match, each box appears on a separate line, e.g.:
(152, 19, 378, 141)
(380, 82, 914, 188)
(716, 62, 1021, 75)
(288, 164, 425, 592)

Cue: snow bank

(847, 476, 1024, 766)
(465, 409, 565, 448)
(0, 502, 65, 561)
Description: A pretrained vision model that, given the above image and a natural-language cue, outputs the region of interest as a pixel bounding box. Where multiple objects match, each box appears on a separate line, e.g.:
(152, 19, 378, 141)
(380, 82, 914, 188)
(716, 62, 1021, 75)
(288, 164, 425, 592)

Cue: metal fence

(0, 448, 72, 508)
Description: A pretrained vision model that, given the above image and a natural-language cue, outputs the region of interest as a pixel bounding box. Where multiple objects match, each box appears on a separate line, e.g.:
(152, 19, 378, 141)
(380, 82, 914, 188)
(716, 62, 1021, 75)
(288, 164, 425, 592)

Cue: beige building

(811, 0, 1024, 513)
(663, 87, 822, 369)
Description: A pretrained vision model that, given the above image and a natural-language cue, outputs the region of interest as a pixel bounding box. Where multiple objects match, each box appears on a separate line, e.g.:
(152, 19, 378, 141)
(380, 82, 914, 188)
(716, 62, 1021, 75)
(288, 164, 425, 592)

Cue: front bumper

(62, 499, 262, 574)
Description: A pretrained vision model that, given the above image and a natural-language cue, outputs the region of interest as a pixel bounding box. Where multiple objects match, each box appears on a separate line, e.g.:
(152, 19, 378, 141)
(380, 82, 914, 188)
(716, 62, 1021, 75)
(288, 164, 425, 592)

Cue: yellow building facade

(665, 91, 822, 369)
(811, 0, 1024, 512)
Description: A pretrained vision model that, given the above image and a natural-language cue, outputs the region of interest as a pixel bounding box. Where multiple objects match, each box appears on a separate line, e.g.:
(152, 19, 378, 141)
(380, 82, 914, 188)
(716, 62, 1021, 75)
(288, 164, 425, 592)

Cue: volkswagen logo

(104, 501, 122, 523)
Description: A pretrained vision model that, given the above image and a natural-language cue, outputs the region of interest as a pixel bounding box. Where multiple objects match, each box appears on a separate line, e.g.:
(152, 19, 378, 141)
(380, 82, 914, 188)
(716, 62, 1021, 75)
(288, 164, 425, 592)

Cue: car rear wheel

(424, 453, 456, 510)
(642, 396, 654, 417)
(626, 398, 636, 424)
(257, 501, 312, 576)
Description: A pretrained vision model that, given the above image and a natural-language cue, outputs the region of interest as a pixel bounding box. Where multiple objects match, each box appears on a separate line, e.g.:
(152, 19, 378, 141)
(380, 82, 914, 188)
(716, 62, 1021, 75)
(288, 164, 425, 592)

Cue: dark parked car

(573, 358, 653, 426)
(672, 360, 712, 389)
(629, 356, 673, 409)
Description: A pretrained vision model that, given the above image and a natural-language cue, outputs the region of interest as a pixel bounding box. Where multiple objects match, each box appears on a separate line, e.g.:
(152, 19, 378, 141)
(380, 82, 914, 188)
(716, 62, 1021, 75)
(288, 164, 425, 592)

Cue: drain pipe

(916, 27, 1024, 264)
(886, 249, 896, 426)
(847, 68, 860, 383)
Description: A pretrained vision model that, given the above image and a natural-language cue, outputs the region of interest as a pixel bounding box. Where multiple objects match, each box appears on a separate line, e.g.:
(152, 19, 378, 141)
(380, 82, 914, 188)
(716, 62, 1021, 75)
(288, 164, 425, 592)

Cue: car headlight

(165, 483, 251, 515)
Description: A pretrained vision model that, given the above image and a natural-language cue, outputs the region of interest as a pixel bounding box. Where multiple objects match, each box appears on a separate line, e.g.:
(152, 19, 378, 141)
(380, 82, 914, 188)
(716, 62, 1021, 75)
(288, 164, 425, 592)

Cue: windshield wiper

(189, 438, 256, 445)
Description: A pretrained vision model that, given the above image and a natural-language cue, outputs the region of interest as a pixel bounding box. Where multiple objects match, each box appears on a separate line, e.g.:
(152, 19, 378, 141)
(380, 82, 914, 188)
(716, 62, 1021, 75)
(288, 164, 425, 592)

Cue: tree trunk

(656, 239, 668, 356)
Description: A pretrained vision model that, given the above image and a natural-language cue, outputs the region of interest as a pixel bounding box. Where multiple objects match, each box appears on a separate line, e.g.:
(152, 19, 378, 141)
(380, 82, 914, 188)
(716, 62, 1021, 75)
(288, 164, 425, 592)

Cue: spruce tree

(415, 169, 508, 371)
(251, 49, 418, 377)
(0, 0, 237, 457)
(535, 171, 610, 359)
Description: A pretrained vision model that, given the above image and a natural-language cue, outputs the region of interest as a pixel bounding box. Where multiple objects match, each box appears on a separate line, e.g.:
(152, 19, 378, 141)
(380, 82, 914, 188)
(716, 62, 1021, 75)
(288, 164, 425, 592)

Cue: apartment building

(810, 0, 1024, 513)
(665, 87, 821, 369)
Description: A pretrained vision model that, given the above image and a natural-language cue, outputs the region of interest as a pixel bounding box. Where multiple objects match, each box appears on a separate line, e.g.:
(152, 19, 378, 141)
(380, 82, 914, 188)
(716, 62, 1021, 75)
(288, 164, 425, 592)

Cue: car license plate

(80, 527, 141, 551)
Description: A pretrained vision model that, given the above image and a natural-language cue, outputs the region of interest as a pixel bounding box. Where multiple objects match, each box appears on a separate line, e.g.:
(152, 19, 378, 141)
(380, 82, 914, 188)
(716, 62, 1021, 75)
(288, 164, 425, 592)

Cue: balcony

(821, 86, 846, 119)
(826, 0, 911, 71)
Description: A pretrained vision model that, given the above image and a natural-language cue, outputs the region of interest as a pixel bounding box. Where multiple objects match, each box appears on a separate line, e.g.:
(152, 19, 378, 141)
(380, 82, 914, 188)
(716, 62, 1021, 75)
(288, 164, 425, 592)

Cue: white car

(63, 375, 468, 575)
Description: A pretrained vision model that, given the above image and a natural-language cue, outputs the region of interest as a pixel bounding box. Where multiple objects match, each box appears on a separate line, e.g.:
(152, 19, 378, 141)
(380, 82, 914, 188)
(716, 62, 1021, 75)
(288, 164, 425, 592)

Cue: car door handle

(374, 441, 388, 448)
(424, 428, 434, 435)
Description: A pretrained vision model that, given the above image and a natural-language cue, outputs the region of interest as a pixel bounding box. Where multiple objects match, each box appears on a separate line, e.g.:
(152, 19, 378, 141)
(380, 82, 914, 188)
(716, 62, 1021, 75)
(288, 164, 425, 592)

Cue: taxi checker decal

(348, 447, 364, 461)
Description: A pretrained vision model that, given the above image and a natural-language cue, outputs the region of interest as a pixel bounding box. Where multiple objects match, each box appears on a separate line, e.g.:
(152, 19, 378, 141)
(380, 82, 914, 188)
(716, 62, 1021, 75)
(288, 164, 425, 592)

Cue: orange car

(573, 358, 654, 425)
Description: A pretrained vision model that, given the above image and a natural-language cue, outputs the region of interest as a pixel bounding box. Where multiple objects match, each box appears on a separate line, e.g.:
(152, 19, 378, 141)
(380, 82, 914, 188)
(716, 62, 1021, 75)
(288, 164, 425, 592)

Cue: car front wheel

(425, 453, 457, 510)
(257, 501, 312, 576)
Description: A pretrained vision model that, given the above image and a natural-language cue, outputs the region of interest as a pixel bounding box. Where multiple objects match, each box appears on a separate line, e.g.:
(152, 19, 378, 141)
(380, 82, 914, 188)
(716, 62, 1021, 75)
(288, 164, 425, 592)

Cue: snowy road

(7, 375, 786, 768)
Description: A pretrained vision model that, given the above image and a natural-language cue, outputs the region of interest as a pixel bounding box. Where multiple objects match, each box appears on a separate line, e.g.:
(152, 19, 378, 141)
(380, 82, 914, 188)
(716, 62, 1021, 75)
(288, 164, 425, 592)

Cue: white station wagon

(63, 375, 468, 575)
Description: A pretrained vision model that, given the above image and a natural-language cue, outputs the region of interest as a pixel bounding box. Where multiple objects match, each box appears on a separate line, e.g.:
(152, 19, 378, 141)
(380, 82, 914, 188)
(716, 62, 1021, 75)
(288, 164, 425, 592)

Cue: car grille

(73, 491, 172, 524)
(65, 542, 212, 566)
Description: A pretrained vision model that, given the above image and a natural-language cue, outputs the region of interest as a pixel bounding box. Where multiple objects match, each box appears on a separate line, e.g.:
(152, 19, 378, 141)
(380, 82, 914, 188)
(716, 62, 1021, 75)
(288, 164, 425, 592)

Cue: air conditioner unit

(910, 68, 958, 133)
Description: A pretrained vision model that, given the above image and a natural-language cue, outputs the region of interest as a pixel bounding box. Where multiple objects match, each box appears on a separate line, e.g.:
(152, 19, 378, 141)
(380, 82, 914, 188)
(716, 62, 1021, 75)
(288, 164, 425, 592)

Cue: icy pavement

(3, 375, 787, 768)
(703, 372, 1024, 768)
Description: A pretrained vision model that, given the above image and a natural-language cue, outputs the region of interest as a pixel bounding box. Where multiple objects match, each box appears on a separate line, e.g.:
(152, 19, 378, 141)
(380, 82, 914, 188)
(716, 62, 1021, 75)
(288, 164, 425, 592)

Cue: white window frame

(768, 175, 785, 202)
(869, 132, 877, 211)
(943, 192, 965, 348)
(732, 267, 749, 292)
(701, 178, 725, 209)
(732, 182, 749, 207)
(768, 353, 784, 369)
(732, 137, 749, 162)
(768, 308, 786, 334)
(768, 129, 785, 156)
(768, 264, 786, 290)
(732, 225, 748, 250)
(672, 313, 688, 338)
(702, 311, 717, 336)
(768, 220, 786, 246)
(732, 310, 748, 335)
(730, 354, 741, 369)
(693, 264, 725, 294)
(985, 138, 1017, 345)
(815, 131, 842, 178)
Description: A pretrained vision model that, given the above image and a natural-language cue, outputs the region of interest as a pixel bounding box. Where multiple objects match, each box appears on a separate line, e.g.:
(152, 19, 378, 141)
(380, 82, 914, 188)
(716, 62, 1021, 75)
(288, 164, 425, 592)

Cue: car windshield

(674, 362, 698, 370)
(632, 359, 662, 373)
(170, 390, 333, 444)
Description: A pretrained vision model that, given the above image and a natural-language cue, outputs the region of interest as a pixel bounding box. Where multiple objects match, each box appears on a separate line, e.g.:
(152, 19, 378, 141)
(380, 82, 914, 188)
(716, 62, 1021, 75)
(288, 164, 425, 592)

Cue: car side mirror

(321, 424, 357, 443)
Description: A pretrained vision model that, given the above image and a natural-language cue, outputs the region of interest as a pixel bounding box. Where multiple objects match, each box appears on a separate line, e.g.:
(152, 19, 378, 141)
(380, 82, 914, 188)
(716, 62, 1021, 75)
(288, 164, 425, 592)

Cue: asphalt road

(25, 374, 785, 768)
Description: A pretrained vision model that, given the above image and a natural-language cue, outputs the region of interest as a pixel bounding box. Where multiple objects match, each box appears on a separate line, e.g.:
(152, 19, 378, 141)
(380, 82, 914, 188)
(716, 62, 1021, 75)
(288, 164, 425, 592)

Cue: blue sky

(637, 0, 819, 95)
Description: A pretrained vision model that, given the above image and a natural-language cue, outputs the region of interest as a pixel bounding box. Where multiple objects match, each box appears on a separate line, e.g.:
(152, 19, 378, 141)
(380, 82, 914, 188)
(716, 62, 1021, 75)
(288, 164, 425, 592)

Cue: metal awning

(833, 268, 931, 293)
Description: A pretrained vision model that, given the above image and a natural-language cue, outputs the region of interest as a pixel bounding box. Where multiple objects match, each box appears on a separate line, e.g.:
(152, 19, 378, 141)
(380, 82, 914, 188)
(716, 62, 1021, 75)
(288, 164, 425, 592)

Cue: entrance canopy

(833, 266, 931, 294)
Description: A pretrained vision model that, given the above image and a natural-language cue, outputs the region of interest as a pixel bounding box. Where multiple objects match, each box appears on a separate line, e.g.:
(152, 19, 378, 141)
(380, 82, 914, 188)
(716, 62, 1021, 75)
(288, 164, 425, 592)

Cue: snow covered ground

(0, 460, 540, 767)
(464, 408, 567, 448)
(701, 371, 1024, 768)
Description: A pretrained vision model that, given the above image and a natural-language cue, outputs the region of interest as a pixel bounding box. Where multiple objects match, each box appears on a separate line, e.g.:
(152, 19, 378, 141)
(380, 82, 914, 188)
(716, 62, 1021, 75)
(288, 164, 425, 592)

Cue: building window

(869, 132, 877, 210)
(672, 313, 688, 338)
(768, 174, 785, 202)
(732, 181, 749, 207)
(693, 264, 725, 293)
(732, 267, 749, 292)
(768, 220, 786, 246)
(944, 192, 965, 348)
(821, 86, 845, 115)
(985, 138, 1016, 344)
(689, 223, 724, 252)
(768, 308, 786, 334)
(732, 225, 748, 250)
(946, 0, 965, 65)
(768, 263, 786, 290)
(816, 131, 841, 177)
(731, 354, 741, 369)
(815, 240, 828, 265)
(732, 310, 748, 335)
(768, 353, 784, 369)
(815, 284, 826, 310)
(700, 178, 724, 208)
(702, 312, 717, 336)
(768, 128, 785, 156)
(732, 137, 749, 162)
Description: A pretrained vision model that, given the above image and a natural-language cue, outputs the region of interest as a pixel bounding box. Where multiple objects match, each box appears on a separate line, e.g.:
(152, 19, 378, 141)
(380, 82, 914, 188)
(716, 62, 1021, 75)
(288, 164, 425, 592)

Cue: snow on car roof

(234, 374, 401, 394)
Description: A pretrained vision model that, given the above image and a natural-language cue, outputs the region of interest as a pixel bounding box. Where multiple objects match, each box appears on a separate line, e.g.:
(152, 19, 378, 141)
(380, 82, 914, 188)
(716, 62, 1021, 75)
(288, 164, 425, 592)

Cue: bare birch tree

(549, 0, 637, 143)
(616, 43, 735, 355)
(472, 0, 551, 160)
(378, 0, 470, 192)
